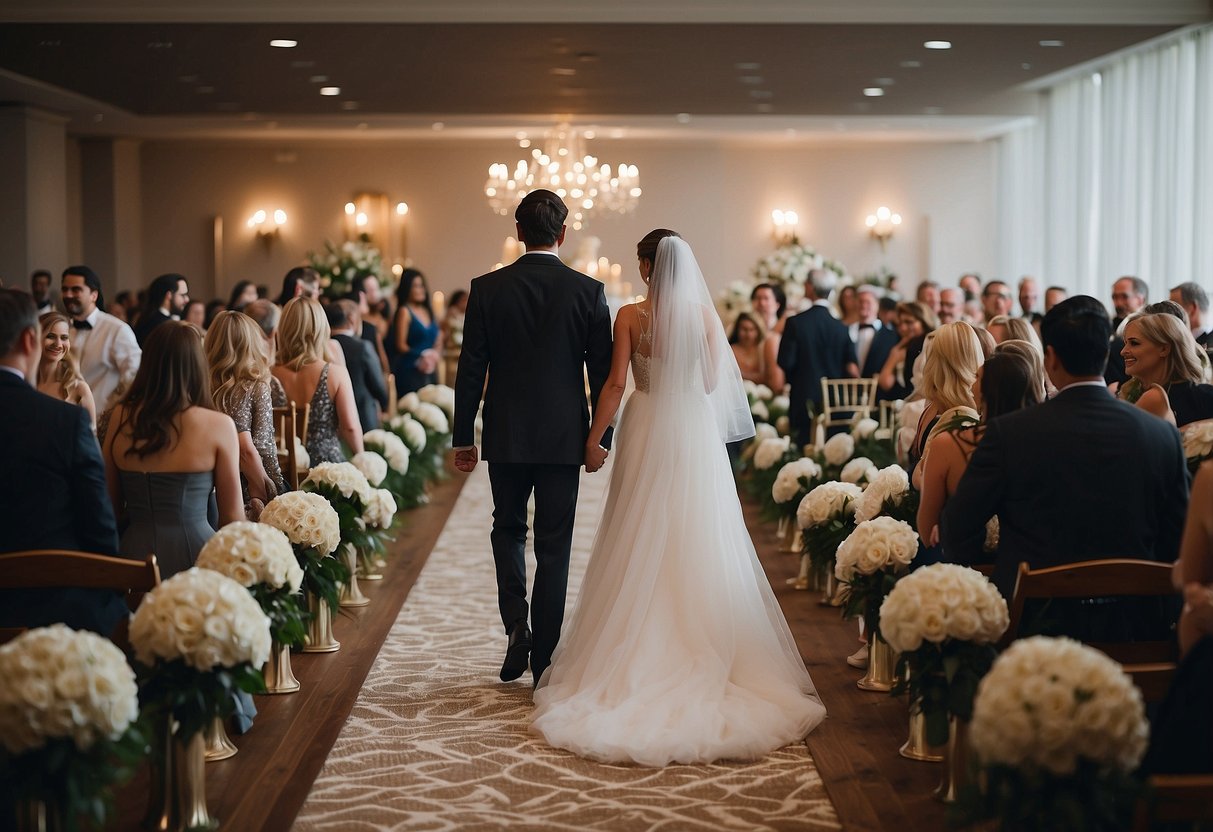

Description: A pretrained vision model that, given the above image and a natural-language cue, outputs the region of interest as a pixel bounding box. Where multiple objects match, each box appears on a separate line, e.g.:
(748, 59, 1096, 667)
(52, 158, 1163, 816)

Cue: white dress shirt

(71, 308, 141, 410)
(849, 319, 881, 370)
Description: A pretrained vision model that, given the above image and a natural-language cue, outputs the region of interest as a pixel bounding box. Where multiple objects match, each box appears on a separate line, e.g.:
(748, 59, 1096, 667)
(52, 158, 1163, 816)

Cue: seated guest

(907, 322, 985, 490)
(1170, 281, 1212, 350)
(133, 272, 190, 346)
(994, 338, 1049, 401)
(942, 297, 1189, 606)
(985, 314, 1042, 351)
(37, 311, 97, 429)
(728, 312, 769, 385)
(0, 290, 127, 635)
(275, 266, 320, 306)
(228, 280, 259, 312)
(184, 299, 207, 330)
(1178, 461, 1213, 658)
(1118, 311, 1213, 427)
(877, 301, 937, 400)
(750, 282, 786, 335)
(328, 300, 388, 434)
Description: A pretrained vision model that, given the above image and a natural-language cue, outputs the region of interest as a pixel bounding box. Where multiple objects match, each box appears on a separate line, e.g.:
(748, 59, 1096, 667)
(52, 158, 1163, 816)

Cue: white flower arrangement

(853, 463, 912, 523)
(306, 235, 387, 299)
(129, 568, 272, 673)
(775, 415, 791, 437)
(365, 429, 411, 474)
(797, 481, 863, 529)
(294, 437, 310, 472)
(0, 625, 139, 755)
(387, 415, 428, 455)
(412, 401, 450, 435)
(752, 242, 848, 289)
(879, 564, 1009, 653)
(852, 418, 879, 439)
(350, 451, 389, 487)
(753, 422, 778, 443)
(364, 488, 398, 529)
(196, 521, 303, 594)
(970, 636, 1149, 777)
(397, 392, 421, 414)
(752, 383, 774, 401)
(753, 436, 792, 470)
(840, 456, 878, 485)
(418, 383, 456, 418)
(1182, 418, 1213, 463)
(302, 461, 374, 507)
(751, 400, 770, 422)
(260, 491, 341, 556)
(772, 457, 823, 503)
(822, 433, 856, 467)
(835, 516, 919, 582)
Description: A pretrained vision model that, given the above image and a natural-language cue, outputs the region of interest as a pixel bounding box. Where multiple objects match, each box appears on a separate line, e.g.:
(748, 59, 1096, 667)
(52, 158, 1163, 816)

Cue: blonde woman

(37, 312, 96, 429)
(205, 311, 286, 514)
(986, 314, 1043, 353)
(272, 297, 363, 464)
(908, 321, 985, 493)
(1119, 311, 1213, 427)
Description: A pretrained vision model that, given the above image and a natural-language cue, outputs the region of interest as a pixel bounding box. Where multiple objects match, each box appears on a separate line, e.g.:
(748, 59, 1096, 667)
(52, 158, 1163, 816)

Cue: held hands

(416, 349, 440, 375)
(584, 442, 609, 473)
(454, 446, 479, 473)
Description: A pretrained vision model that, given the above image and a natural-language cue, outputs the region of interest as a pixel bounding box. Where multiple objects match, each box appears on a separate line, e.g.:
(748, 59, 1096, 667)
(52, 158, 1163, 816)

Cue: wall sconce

(865, 206, 902, 251)
(771, 209, 799, 245)
(248, 209, 286, 244)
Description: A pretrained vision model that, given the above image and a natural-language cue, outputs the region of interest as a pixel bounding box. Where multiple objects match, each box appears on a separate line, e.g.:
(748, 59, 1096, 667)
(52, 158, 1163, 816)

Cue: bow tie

(72, 319, 92, 330)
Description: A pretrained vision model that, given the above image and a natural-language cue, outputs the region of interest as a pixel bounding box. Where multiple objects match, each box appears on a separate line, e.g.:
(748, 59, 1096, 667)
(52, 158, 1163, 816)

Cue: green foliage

(840, 569, 902, 640)
(136, 659, 265, 742)
(296, 544, 350, 611)
(803, 507, 857, 575)
(880, 488, 920, 527)
(854, 433, 896, 468)
(893, 641, 999, 747)
(249, 582, 309, 649)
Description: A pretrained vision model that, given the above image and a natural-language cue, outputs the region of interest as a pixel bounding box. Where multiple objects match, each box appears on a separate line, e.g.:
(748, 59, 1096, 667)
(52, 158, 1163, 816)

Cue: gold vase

(857, 635, 899, 692)
(806, 559, 825, 592)
(203, 716, 236, 762)
(818, 571, 840, 606)
(14, 799, 63, 832)
(789, 553, 812, 590)
(781, 520, 802, 553)
(775, 514, 789, 543)
(357, 552, 384, 582)
(339, 545, 370, 608)
(935, 717, 974, 803)
(900, 708, 946, 762)
(302, 592, 340, 653)
(261, 640, 300, 694)
(146, 720, 214, 831)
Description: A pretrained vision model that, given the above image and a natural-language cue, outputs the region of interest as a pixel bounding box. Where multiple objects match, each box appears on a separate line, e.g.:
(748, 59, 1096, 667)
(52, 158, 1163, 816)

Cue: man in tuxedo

(777, 269, 858, 448)
(1018, 276, 1043, 325)
(943, 297, 1189, 610)
(328, 300, 388, 433)
(61, 265, 141, 413)
(1106, 275, 1149, 387)
(1170, 282, 1212, 350)
(853, 286, 899, 380)
(1044, 285, 1068, 313)
(30, 269, 53, 315)
(133, 272, 189, 345)
(0, 289, 127, 634)
(452, 189, 613, 685)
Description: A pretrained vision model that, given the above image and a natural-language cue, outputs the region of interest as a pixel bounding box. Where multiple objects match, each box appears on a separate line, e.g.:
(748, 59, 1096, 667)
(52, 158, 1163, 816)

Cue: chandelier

(484, 124, 641, 230)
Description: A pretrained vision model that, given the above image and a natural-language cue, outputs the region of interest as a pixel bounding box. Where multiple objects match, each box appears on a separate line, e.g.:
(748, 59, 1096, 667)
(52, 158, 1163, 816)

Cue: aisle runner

(295, 464, 839, 831)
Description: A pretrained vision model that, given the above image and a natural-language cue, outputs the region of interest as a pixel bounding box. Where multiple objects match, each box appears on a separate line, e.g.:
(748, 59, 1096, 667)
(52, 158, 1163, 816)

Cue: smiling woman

(36, 311, 97, 429)
(1119, 311, 1213, 428)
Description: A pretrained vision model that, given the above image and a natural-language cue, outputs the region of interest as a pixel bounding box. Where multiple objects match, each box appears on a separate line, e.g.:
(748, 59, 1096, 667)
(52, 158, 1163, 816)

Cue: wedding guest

(964, 297, 985, 327)
(1170, 281, 1212, 350)
(442, 288, 470, 348)
(1143, 299, 1212, 381)
(273, 297, 363, 463)
(275, 266, 320, 306)
(133, 273, 189, 346)
(1118, 311, 1213, 427)
(344, 286, 390, 374)
(878, 296, 899, 328)
(358, 275, 392, 372)
(938, 287, 965, 325)
(852, 286, 898, 379)
(104, 321, 242, 578)
(37, 312, 97, 429)
(728, 312, 769, 385)
(1018, 276, 1042, 324)
(30, 269, 53, 315)
(995, 338, 1049, 401)
(1177, 461, 1213, 657)
(1112, 275, 1149, 329)
(228, 280, 259, 312)
(183, 299, 207, 330)
(942, 297, 1189, 603)
(113, 290, 138, 324)
(205, 311, 285, 516)
(61, 265, 141, 414)
(328, 300, 388, 433)
(750, 283, 786, 334)
(390, 268, 441, 395)
(0, 289, 126, 635)
(980, 280, 1014, 323)
(917, 350, 1043, 548)
(915, 281, 941, 316)
(836, 284, 861, 326)
(1044, 285, 1068, 312)
(985, 314, 1042, 351)
(907, 322, 985, 491)
(877, 301, 938, 400)
(959, 273, 982, 301)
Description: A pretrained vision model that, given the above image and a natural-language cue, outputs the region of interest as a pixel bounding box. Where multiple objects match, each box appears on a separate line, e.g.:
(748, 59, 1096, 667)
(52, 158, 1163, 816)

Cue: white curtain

(997, 24, 1213, 304)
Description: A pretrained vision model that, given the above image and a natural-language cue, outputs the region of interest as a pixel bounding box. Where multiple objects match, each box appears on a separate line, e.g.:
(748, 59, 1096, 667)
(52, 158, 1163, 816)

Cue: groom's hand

(453, 445, 478, 473)
(584, 443, 608, 473)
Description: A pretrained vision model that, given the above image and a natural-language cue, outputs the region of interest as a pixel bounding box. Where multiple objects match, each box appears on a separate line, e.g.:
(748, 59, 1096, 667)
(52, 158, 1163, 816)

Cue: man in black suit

(133, 272, 189, 345)
(0, 289, 127, 634)
(777, 269, 858, 448)
(943, 296, 1188, 613)
(328, 300, 388, 433)
(452, 189, 613, 685)
(1170, 281, 1212, 350)
(853, 286, 899, 380)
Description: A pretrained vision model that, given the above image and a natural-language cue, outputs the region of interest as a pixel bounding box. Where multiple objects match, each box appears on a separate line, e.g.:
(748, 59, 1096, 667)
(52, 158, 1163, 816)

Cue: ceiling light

(900, 60, 922, 68)
(924, 40, 952, 50)
(319, 86, 341, 96)
(550, 67, 577, 76)
(735, 62, 761, 71)
(676, 113, 691, 124)
(863, 87, 885, 97)
(431, 122, 445, 130)
(1039, 40, 1064, 47)
(739, 75, 764, 85)
(269, 39, 298, 48)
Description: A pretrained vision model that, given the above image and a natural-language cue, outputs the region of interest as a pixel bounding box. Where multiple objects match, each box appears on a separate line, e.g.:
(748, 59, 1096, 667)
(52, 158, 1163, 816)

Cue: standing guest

(943, 297, 1189, 604)
(205, 311, 286, 516)
(273, 297, 363, 464)
(877, 296, 899, 329)
(113, 290, 138, 323)
(133, 273, 189, 346)
(1018, 276, 1043, 324)
(0, 289, 127, 635)
(1170, 282, 1212, 350)
(836, 284, 861, 326)
(183, 299, 207, 330)
(275, 266, 320, 307)
(777, 268, 858, 448)
(61, 265, 141, 414)
(359, 275, 392, 372)
(344, 286, 390, 374)
(30, 269, 53, 315)
(442, 288, 470, 348)
(390, 268, 442, 395)
(1118, 312, 1213, 427)
(852, 286, 898, 379)
(980, 280, 1014, 323)
(959, 273, 982, 301)
(37, 312, 96, 429)
(1044, 285, 1068, 313)
(228, 280, 259, 312)
(329, 300, 388, 433)
(877, 301, 937, 400)
(750, 283, 786, 334)
(728, 312, 768, 385)
(915, 281, 941, 317)
(103, 322, 242, 579)
(938, 287, 966, 325)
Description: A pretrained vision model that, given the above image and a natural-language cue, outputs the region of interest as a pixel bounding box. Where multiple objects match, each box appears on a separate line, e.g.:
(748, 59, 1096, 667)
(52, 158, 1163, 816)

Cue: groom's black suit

(453, 251, 613, 682)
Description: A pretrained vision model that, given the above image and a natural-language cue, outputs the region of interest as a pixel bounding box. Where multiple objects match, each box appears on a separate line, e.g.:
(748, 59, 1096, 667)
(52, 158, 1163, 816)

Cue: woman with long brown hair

(103, 321, 242, 578)
(37, 311, 97, 429)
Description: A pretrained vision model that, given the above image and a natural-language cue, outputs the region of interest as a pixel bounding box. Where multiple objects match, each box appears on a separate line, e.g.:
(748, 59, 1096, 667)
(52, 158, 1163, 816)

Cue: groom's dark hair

(515, 189, 567, 247)
(1040, 295, 1111, 377)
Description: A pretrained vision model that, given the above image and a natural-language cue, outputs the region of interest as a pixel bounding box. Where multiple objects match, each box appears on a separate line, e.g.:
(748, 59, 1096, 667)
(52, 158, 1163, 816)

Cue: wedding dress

(532, 237, 825, 766)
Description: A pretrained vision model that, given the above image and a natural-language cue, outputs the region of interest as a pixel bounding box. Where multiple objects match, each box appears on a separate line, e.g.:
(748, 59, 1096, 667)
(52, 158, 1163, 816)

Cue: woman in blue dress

(390, 268, 441, 395)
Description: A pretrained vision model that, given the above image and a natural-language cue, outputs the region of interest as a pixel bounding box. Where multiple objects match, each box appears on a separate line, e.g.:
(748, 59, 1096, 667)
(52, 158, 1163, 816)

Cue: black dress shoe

(499, 621, 532, 682)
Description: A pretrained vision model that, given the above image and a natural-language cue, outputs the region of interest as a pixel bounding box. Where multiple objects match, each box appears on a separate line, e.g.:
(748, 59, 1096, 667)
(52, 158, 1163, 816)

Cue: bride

(531, 230, 826, 766)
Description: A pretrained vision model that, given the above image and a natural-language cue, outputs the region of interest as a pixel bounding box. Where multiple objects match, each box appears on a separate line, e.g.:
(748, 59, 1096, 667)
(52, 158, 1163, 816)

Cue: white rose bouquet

(364, 488, 398, 530)
(387, 413, 428, 455)
(852, 417, 897, 468)
(748, 435, 796, 507)
(393, 397, 450, 483)
(797, 481, 863, 577)
(964, 636, 1149, 829)
(0, 626, 143, 829)
(853, 463, 918, 524)
(417, 383, 456, 419)
(412, 401, 450, 436)
(840, 456, 878, 486)
(751, 399, 770, 422)
(197, 521, 308, 649)
(879, 564, 1009, 746)
(821, 432, 855, 469)
(753, 436, 792, 471)
(771, 457, 823, 511)
(261, 491, 346, 611)
(302, 462, 379, 591)
(350, 450, 389, 487)
(1182, 418, 1213, 472)
(835, 516, 919, 639)
(130, 569, 271, 740)
(769, 395, 790, 424)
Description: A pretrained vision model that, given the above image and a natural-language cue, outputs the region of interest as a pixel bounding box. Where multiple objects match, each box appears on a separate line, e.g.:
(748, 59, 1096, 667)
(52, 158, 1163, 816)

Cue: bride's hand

(584, 443, 608, 473)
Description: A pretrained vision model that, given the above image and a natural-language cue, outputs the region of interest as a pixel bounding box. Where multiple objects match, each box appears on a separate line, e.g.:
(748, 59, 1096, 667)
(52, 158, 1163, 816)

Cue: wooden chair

(1133, 774, 1213, 831)
(877, 398, 901, 436)
(814, 377, 878, 447)
(387, 373, 398, 418)
(1124, 663, 1179, 705)
(273, 401, 311, 490)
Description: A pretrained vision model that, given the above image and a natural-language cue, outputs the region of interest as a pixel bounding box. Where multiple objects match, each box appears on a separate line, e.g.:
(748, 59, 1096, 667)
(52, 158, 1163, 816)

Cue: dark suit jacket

(777, 305, 857, 444)
(0, 371, 126, 634)
(334, 332, 388, 433)
(453, 252, 613, 465)
(133, 308, 171, 346)
(860, 325, 899, 379)
(942, 384, 1189, 599)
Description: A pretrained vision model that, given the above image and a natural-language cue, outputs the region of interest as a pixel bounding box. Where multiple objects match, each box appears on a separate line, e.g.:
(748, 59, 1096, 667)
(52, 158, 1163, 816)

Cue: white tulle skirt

(531, 389, 826, 767)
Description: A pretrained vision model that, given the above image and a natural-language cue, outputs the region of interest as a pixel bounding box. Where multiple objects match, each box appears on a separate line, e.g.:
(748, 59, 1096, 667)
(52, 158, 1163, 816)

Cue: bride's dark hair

(636, 229, 681, 264)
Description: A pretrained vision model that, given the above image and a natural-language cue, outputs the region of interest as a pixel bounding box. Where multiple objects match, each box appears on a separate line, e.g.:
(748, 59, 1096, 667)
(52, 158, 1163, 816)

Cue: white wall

(137, 137, 997, 302)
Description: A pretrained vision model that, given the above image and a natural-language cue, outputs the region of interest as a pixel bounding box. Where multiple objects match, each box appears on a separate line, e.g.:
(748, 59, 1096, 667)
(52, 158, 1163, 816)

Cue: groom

(452, 189, 614, 686)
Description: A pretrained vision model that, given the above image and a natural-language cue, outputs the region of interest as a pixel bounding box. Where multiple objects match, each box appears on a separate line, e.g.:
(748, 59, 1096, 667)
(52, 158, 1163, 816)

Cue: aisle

(294, 462, 839, 831)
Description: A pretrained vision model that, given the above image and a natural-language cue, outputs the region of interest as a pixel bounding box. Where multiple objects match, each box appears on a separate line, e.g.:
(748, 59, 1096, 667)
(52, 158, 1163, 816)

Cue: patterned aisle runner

(294, 463, 840, 831)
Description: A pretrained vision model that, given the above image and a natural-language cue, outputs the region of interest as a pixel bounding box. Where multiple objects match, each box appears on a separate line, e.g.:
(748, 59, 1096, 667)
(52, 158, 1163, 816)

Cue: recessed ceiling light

(676, 113, 692, 124)
(270, 39, 297, 48)
(319, 86, 341, 96)
(900, 60, 922, 69)
(924, 40, 952, 50)
(583, 130, 595, 139)
(576, 51, 599, 62)
(735, 62, 761, 71)
(863, 87, 885, 97)
(1039, 39, 1065, 47)
(310, 75, 328, 83)
(550, 67, 577, 76)
(431, 121, 445, 130)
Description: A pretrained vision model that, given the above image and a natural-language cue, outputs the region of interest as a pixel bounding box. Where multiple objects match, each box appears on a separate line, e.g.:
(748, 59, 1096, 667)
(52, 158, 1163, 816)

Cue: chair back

(273, 401, 311, 490)
(878, 399, 901, 435)
(1133, 775, 1213, 831)
(387, 373, 398, 417)
(0, 551, 160, 592)
(814, 377, 878, 446)
(1124, 663, 1178, 705)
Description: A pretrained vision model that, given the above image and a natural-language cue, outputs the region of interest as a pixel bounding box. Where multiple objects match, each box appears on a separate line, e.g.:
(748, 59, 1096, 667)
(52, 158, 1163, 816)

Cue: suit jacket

(942, 384, 1189, 599)
(133, 308, 171, 346)
(860, 325, 899, 379)
(453, 252, 613, 465)
(334, 332, 388, 433)
(0, 371, 126, 634)
(777, 305, 857, 443)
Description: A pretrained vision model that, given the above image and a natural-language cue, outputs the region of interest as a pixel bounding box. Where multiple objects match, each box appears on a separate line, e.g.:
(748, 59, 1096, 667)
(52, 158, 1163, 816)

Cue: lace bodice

(631, 305, 653, 393)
